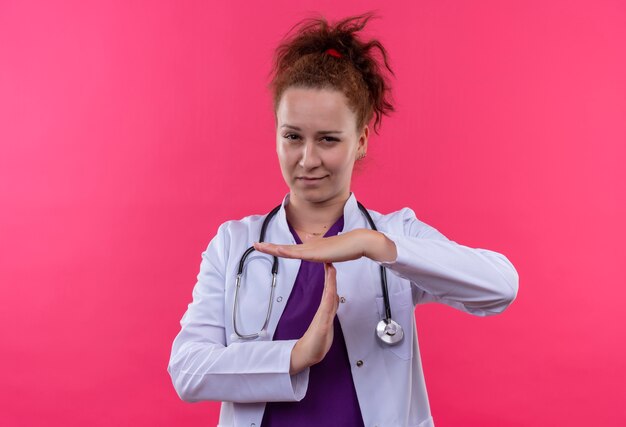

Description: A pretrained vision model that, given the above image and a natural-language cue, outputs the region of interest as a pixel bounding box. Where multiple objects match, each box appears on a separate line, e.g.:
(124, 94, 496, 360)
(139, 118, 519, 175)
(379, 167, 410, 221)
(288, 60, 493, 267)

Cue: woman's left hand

(253, 229, 397, 264)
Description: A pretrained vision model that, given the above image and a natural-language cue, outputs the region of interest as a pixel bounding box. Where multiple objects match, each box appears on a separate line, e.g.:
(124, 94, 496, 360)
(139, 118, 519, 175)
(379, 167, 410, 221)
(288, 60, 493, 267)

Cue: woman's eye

(282, 134, 338, 144)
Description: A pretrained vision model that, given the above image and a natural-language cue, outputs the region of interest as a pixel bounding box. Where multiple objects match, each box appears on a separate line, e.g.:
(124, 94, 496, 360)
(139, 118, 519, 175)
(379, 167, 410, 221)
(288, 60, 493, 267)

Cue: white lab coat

(167, 192, 519, 427)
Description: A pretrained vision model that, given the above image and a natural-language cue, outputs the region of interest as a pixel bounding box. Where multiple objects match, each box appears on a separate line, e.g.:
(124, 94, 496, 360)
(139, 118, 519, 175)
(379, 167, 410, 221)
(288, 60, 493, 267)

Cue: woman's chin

(290, 188, 342, 205)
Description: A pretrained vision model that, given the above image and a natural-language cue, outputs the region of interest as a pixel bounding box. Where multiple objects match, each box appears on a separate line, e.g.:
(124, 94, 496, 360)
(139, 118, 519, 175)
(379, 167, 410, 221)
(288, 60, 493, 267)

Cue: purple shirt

(260, 214, 365, 427)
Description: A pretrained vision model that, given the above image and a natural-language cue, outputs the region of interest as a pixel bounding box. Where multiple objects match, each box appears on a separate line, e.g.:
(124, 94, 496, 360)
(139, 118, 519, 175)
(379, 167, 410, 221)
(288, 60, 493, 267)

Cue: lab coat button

(356, 360, 363, 367)
(340, 296, 346, 303)
(277, 296, 283, 302)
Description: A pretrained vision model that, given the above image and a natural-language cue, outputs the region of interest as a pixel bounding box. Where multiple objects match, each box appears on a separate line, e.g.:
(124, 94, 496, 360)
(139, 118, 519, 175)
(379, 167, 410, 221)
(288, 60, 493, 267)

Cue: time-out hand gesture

(252, 229, 397, 264)
(252, 229, 398, 374)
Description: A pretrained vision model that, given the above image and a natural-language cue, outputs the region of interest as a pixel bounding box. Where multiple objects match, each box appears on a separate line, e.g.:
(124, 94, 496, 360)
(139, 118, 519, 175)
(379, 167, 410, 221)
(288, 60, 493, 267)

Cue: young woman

(168, 12, 519, 427)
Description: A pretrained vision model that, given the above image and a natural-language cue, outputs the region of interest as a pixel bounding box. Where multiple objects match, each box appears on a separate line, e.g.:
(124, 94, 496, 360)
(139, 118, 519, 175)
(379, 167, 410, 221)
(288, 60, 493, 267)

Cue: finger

(321, 263, 339, 315)
(324, 262, 336, 292)
(253, 242, 293, 257)
(255, 240, 331, 262)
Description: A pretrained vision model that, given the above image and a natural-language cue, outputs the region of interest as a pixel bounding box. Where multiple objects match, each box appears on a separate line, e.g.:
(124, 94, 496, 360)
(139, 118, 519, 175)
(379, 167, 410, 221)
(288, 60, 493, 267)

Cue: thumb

(324, 262, 337, 292)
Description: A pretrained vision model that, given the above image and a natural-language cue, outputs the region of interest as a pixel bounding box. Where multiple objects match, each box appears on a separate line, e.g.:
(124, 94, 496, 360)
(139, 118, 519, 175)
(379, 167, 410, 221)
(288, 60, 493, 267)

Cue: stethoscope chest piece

(376, 318, 404, 345)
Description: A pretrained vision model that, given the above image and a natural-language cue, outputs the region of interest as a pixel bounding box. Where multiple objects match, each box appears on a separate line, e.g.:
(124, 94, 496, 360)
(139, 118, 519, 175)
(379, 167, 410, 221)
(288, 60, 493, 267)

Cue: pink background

(1, 1, 625, 426)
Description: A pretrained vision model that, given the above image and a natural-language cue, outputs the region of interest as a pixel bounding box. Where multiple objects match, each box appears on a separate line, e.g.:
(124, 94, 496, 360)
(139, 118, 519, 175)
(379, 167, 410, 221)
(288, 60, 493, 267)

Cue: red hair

(267, 11, 396, 135)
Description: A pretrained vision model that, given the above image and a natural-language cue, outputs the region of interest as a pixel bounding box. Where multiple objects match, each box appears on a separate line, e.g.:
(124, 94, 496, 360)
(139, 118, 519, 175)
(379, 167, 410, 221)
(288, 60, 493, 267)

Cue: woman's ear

(358, 125, 369, 155)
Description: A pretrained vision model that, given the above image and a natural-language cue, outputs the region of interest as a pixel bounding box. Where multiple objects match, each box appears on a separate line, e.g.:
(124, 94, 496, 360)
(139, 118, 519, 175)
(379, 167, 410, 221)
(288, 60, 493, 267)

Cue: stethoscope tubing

(232, 200, 402, 345)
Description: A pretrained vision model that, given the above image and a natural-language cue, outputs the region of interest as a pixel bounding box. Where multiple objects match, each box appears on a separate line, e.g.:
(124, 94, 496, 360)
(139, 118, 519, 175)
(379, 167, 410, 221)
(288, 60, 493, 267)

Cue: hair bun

(268, 11, 395, 135)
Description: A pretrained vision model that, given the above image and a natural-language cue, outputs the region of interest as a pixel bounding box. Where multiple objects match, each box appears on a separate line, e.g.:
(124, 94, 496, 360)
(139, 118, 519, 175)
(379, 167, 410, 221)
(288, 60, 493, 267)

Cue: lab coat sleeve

(167, 222, 310, 403)
(374, 208, 519, 316)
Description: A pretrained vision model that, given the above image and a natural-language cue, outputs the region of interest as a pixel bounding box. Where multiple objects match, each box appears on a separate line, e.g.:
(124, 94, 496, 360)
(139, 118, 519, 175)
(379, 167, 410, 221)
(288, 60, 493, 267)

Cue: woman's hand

(289, 262, 339, 374)
(254, 229, 398, 374)
(253, 229, 398, 263)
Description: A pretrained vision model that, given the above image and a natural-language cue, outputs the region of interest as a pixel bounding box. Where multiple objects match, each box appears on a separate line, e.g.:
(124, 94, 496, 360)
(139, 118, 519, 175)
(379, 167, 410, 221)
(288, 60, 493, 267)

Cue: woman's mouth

(297, 176, 327, 184)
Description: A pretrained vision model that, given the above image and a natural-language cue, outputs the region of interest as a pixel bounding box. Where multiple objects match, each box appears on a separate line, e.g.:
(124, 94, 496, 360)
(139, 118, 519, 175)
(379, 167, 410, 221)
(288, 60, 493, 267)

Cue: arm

(249, 211, 518, 317)
(167, 222, 310, 403)
(366, 208, 519, 316)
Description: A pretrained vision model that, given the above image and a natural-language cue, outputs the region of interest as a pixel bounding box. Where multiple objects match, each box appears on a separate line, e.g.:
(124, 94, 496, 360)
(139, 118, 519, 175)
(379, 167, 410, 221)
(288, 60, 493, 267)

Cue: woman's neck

(286, 191, 350, 234)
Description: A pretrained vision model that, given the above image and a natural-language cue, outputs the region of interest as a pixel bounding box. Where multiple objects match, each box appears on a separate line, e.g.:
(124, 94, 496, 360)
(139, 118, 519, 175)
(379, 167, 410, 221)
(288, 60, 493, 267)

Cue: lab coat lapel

(338, 191, 366, 234)
(336, 192, 383, 360)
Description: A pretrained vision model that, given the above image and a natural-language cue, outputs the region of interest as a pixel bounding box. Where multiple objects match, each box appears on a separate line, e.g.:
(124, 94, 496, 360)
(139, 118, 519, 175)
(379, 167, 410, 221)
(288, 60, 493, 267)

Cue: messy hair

(267, 11, 395, 135)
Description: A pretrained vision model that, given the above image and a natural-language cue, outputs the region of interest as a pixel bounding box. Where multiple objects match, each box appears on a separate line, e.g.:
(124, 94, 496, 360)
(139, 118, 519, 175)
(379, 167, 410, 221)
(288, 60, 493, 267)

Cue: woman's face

(275, 87, 368, 205)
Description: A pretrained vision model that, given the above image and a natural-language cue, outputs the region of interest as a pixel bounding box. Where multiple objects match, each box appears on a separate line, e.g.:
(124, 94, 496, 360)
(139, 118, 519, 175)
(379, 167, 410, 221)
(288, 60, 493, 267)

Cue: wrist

(289, 340, 310, 375)
(364, 230, 397, 263)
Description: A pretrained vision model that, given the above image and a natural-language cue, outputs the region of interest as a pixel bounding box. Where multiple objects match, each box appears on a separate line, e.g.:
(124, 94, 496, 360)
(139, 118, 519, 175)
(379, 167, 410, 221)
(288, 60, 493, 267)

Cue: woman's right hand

(289, 262, 339, 375)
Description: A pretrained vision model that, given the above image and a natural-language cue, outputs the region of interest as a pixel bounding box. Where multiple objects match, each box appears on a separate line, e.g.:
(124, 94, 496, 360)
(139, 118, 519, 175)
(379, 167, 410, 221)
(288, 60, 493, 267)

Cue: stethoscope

(232, 200, 404, 346)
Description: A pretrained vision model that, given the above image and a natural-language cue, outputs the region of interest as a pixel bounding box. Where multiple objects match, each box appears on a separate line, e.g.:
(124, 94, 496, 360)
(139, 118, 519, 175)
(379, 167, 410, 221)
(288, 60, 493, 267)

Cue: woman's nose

(299, 141, 322, 169)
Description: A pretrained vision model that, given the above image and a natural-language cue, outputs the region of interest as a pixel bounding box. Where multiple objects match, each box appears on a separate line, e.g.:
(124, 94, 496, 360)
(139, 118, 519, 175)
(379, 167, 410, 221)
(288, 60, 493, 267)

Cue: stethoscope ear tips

(376, 319, 404, 345)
